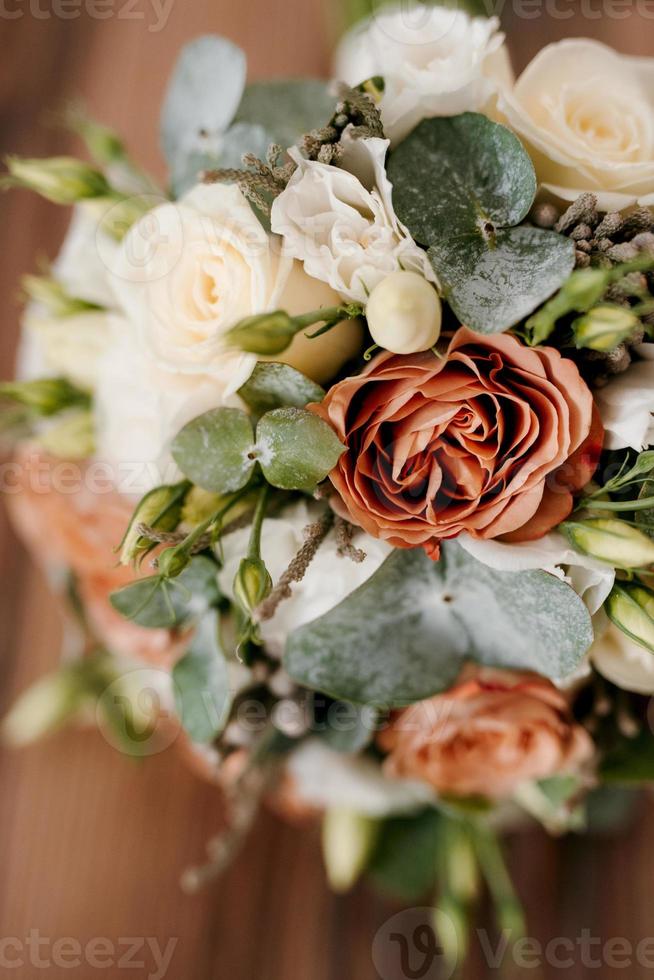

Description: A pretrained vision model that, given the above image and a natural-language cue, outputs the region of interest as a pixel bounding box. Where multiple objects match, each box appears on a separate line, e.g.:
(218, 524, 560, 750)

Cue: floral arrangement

(4, 3, 654, 957)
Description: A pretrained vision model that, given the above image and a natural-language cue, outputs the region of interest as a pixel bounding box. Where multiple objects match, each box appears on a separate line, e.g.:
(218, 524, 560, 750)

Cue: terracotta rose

(379, 666, 594, 798)
(313, 328, 602, 557)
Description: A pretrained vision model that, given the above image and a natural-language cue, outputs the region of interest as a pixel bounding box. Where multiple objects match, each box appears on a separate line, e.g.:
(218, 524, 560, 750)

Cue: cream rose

(334, 4, 510, 144)
(590, 623, 654, 695)
(499, 40, 654, 211)
(271, 137, 433, 304)
(109, 182, 361, 385)
(94, 324, 254, 496)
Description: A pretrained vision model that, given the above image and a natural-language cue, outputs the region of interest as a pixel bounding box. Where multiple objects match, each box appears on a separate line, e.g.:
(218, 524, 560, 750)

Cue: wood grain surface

(1, 3, 653, 978)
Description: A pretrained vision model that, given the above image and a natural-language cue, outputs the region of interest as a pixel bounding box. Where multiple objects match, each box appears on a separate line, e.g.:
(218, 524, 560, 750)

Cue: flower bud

(562, 267, 609, 309)
(233, 557, 272, 614)
(22, 274, 100, 317)
(3, 155, 111, 205)
(2, 671, 81, 746)
(119, 481, 189, 567)
(226, 311, 298, 355)
(366, 271, 442, 354)
(606, 583, 654, 653)
(156, 546, 191, 580)
(573, 305, 639, 352)
(321, 808, 379, 893)
(0, 377, 88, 416)
(561, 518, 654, 569)
(39, 410, 95, 460)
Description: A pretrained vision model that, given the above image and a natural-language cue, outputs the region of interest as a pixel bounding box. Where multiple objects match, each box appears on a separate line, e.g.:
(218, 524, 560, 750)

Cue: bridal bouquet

(4, 2, 654, 955)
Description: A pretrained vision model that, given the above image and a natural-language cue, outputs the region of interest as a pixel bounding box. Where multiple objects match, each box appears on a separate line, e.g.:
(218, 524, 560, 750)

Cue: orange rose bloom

(379, 666, 594, 798)
(313, 328, 602, 557)
(8, 449, 184, 669)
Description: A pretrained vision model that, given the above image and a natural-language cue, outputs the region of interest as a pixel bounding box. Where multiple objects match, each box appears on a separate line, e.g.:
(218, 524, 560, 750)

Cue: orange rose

(8, 449, 183, 668)
(379, 666, 593, 798)
(313, 328, 602, 557)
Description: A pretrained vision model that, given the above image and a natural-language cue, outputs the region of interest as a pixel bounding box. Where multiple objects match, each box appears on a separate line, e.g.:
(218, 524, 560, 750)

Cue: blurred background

(1, 1, 654, 978)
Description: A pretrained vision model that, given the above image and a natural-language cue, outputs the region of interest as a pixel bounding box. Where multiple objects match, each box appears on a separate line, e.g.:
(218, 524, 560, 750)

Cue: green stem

(293, 304, 363, 331)
(247, 484, 270, 560)
(580, 496, 654, 513)
(468, 823, 526, 938)
(172, 486, 254, 559)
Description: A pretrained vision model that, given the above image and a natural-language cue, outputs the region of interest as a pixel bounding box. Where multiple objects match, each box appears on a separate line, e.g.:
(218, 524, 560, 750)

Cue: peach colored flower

(313, 328, 602, 557)
(379, 666, 594, 798)
(8, 448, 182, 668)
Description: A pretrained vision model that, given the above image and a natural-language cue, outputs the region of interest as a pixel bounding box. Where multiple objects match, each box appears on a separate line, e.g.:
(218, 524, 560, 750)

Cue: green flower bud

(606, 583, 654, 653)
(561, 518, 654, 569)
(39, 410, 95, 460)
(66, 109, 126, 165)
(3, 155, 111, 204)
(119, 481, 189, 567)
(0, 377, 89, 416)
(573, 305, 640, 352)
(22, 274, 101, 317)
(233, 556, 272, 614)
(321, 808, 379, 893)
(225, 311, 298, 355)
(561, 267, 609, 309)
(156, 547, 191, 579)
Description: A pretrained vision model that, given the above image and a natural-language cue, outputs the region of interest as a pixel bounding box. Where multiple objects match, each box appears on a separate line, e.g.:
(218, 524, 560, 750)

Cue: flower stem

(247, 484, 270, 560)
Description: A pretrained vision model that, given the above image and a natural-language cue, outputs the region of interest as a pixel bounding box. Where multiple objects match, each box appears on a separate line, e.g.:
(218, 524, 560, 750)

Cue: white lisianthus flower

(594, 345, 654, 451)
(55, 204, 120, 309)
(109, 182, 360, 385)
(498, 40, 654, 211)
(271, 137, 433, 304)
(94, 323, 253, 496)
(590, 623, 654, 694)
(458, 531, 615, 616)
(22, 306, 112, 391)
(334, 5, 510, 144)
(218, 500, 392, 657)
(287, 739, 436, 817)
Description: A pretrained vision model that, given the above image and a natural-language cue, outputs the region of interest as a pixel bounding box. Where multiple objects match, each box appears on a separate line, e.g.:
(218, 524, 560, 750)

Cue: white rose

(110, 182, 360, 385)
(271, 137, 433, 304)
(594, 345, 654, 451)
(94, 323, 253, 496)
(334, 5, 509, 144)
(590, 623, 654, 694)
(458, 531, 615, 616)
(286, 739, 435, 817)
(218, 500, 392, 657)
(499, 40, 654, 211)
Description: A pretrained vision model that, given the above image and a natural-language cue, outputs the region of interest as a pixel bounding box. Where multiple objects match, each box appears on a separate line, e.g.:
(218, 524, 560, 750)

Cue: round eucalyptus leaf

(256, 407, 344, 491)
(171, 407, 256, 494)
(238, 361, 325, 416)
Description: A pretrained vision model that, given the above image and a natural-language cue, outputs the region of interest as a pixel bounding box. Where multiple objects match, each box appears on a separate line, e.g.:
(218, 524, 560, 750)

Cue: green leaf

(256, 407, 344, 491)
(285, 542, 593, 707)
(387, 113, 575, 333)
(238, 362, 325, 416)
(173, 610, 231, 743)
(160, 35, 247, 195)
(110, 556, 220, 629)
(368, 809, 442, 901)
(318, 701, 377, 753)
(171, 407, 256, 494)
(233, 79, 334, 152)
(428, 225, 575, 335)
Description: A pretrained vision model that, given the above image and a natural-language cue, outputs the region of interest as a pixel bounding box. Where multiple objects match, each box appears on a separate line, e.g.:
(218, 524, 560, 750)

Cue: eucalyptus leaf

(285, 542, 593, 707)
(233, 79, 334, 151)
(110, 556, 220, 629)
(160, 35, 247, 196)
(171, 407, 256, 494)
(318, 701, 377, 753)
(238, 362, 325, 416)
(173, 610, 231, 743)
(173, 123, 270, 197)
(387, 113, 575, 333)
(256, 407, 345, 491)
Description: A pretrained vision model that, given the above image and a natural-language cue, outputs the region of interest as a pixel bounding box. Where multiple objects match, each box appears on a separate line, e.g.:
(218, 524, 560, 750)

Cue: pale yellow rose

(499, 39, 654, 211)
(110, 183, 362, 386)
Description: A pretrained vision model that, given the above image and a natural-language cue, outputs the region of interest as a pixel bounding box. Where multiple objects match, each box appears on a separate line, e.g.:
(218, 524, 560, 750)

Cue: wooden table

(1, 3, 653, 977)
